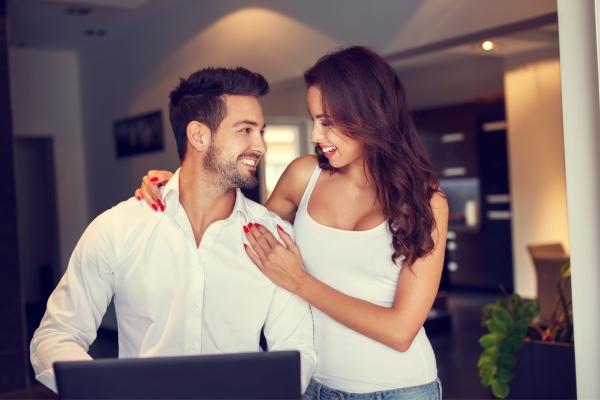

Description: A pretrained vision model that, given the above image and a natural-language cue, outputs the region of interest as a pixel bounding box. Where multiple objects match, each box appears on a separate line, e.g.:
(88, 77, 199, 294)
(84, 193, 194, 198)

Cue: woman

(137, 46, 447, 400)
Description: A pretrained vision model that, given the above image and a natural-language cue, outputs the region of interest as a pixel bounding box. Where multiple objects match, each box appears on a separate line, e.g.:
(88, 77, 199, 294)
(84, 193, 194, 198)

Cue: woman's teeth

(322, 146, 337, 153)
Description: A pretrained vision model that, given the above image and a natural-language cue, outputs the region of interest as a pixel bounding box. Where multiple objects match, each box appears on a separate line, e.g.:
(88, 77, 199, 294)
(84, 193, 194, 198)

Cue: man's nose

(253, 135, 267, 155)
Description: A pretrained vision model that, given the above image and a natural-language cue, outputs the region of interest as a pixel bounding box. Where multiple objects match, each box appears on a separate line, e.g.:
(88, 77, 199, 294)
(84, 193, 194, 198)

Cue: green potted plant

(478, 263, 575, 399)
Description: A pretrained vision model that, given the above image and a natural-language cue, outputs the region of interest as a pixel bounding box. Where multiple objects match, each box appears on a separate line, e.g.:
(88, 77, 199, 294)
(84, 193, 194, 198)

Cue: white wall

(504, 49, 569, 298)
(78, 4, 343, 218)
(557, 0, 600, 396)
(9, 48, 88, 277)
(399, 56, 505, 110)
(75, 0, 558, 218)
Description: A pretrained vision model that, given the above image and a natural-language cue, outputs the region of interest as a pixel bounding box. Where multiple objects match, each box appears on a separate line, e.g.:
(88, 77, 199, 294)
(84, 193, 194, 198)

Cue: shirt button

(190, 345, 196, 350)
(192, 304, 198, 309)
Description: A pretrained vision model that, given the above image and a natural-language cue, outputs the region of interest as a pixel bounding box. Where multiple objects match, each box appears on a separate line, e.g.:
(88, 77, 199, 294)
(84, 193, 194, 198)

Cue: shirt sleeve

(30, 209, 117, 393)
(262, 222, 317, 394)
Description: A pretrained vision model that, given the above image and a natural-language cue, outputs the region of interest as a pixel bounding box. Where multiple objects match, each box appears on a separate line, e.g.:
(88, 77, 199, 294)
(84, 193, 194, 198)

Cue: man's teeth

(322, 146, 337, 153)
(240, 159, 256, 166)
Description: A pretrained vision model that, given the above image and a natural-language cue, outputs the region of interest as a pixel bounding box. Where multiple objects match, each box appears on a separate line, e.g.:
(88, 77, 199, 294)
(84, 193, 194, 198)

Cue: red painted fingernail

(254, 223, 261, 227)
(244, 244, 248, 250)
(136, 196, 141, 201)
(277, 224, 284, 231)
(248, 222, 254, 228)
(243, 225, 249, 233)
(157, 198, 165, 212)
(150, 177, 159, 182)
(151, 204, 158, 211)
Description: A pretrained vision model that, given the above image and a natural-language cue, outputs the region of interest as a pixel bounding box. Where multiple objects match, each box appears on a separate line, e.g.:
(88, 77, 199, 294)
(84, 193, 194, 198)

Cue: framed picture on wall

(114, 111, 164, 158)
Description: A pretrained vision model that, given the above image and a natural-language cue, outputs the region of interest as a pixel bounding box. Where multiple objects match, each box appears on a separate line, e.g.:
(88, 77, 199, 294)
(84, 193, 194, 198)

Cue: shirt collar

(163, 168, 250, 222)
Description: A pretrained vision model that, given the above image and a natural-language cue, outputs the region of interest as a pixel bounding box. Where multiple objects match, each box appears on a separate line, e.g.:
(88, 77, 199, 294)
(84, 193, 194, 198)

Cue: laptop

(54, 351, 301, 399)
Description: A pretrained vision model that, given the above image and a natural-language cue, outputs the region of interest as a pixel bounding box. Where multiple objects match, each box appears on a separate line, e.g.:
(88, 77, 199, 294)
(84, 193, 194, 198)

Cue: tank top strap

(298, 163, 322, 212)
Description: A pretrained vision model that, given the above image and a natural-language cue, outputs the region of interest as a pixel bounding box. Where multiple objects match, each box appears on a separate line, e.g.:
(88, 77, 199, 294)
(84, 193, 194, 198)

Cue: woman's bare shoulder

(286, 154, 319, 177)
(267, 155, 319, 214)
(277, 155, 318, 195)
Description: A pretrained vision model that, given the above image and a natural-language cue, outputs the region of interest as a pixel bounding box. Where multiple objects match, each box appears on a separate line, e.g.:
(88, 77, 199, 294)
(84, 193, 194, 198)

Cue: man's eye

(241, 128, 251, 133)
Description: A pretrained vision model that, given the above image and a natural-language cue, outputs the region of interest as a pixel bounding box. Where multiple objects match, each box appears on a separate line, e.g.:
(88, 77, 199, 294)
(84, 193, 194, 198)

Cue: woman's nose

(310, 127, 322, 143)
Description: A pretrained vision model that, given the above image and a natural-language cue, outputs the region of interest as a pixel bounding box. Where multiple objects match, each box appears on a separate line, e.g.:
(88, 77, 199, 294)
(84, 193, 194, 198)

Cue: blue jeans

(303, 378, 442, 400)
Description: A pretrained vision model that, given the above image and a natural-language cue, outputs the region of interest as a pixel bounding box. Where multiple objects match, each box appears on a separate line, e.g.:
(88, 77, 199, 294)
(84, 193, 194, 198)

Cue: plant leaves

(523, 301, 540, 322)
(482, 347, 500, 360)
(492, 379, 510, 398)
(497, 353, 517, 369)
(509, 294, 524, 312)
(479, 364, 494, 378)
(479, 333, 503, 348)
(481, 370, 494, 387)
(482, 304, 496, 325)
(487, 318, 508, 335)
(558, 262, 571, 280)
(506, 333, 525, 352)
(478, 356, 494, 368)
(496, 368, 514, 384)
(492, 307, 514, 328)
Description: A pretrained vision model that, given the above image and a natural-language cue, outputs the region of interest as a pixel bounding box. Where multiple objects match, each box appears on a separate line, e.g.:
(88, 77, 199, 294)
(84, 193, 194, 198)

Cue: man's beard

(203, 142, 258, 190)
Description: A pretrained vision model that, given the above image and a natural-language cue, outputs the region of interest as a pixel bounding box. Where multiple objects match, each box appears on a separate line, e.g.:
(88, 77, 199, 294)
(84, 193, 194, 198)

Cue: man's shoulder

(242, 197, 293, 231)
(87, 197, 157, 234)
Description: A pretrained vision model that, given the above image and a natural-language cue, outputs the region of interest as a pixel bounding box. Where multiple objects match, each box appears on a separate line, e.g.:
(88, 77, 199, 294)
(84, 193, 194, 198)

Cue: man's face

(203, 95, 267, 190)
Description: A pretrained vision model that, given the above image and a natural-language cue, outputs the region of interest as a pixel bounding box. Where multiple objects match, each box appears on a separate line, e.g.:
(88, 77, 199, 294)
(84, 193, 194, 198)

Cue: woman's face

(307, 86, 364, 169)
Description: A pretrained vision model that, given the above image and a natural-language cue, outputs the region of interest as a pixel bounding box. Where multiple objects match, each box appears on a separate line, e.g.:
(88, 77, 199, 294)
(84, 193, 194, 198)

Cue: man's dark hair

(169, 67, 269, 161)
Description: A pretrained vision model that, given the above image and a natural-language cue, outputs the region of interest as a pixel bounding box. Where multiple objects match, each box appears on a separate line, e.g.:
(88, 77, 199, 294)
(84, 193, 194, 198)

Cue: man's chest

(112, 226, 276, 324)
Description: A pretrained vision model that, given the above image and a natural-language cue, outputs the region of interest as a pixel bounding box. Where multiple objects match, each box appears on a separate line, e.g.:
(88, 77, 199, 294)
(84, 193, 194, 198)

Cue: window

(259, 118, 312, 203)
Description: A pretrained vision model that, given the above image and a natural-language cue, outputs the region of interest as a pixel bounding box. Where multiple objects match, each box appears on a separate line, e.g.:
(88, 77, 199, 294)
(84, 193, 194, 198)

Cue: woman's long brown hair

(304, 46, 442, 267)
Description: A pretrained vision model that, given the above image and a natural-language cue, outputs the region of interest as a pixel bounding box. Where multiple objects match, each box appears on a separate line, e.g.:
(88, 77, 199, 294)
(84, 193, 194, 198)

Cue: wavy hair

(304, 46, 442, 267)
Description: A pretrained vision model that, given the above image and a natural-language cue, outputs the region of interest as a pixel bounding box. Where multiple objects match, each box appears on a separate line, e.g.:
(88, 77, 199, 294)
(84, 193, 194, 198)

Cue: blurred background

(0, 0, 587, 399)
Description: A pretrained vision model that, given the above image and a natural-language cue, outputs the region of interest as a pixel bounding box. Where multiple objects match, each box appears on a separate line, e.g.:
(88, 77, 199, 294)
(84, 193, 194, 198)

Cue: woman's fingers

(275, 225, 298, 253)
(138, 170, 175, 212)
(244, 243, 263, 269)
(251, 224, 278, 249)
(146, 171, 164, 210)
(139, 180, 159, 211)
(244, 224, 268, 260)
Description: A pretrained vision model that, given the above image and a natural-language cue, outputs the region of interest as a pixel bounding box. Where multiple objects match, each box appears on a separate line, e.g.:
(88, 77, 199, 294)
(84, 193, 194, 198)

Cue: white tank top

(294, 165, 437, 393)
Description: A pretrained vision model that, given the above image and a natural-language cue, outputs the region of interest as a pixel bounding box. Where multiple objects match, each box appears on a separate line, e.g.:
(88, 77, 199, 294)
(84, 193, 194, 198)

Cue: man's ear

(186, 121, 211, 154)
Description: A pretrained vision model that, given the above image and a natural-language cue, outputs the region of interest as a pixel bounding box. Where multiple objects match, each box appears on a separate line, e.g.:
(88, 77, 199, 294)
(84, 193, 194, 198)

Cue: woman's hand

(243, 223, 309, 294)
(135, 170, 174, 212)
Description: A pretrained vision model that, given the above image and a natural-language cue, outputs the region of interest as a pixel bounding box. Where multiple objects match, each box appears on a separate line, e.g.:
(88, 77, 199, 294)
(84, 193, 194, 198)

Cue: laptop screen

(54, 351, 301, 399)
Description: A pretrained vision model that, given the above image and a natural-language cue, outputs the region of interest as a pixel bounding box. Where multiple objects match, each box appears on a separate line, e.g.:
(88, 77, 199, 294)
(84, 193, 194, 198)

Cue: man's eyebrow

(234, 120, 266, 129)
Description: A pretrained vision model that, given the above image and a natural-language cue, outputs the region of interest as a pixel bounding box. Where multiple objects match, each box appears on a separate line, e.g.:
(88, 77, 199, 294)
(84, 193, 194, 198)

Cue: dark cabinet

(414, 100, 513, 292)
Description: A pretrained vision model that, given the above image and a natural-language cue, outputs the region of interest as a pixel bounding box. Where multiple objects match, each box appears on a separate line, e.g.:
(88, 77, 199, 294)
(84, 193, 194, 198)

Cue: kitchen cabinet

(414, 100, 513, 291)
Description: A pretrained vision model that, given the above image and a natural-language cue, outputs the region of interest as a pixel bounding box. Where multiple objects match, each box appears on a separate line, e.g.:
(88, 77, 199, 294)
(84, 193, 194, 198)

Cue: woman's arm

(244, 191, 448, 352)
(263, 155, 317, 223)
(135, 156, 317, 220)
(135, 170, 174, 211)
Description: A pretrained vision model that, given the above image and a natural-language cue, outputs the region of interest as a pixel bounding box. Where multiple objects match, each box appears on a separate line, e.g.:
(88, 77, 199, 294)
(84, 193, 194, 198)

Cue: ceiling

(7, 0, 559, 76)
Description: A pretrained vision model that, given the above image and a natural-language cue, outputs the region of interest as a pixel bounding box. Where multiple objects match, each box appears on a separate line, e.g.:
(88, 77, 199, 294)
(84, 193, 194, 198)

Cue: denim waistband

(303, 378, 442, 400)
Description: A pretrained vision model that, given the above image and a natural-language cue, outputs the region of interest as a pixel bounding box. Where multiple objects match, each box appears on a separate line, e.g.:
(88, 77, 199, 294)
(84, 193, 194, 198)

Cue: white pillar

(557, 1, 600, 398)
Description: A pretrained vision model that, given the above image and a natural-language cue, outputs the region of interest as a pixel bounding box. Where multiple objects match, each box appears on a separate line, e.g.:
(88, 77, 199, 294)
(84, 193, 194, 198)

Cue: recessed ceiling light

(481, 41, 495, 51)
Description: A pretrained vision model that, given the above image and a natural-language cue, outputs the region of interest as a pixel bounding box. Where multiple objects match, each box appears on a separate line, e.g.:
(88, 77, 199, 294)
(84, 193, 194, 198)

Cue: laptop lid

(54, 351, 300, 399)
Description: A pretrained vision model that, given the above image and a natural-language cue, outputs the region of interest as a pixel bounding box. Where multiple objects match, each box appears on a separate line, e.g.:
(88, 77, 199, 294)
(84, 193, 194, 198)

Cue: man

(30, 67, 317, 393)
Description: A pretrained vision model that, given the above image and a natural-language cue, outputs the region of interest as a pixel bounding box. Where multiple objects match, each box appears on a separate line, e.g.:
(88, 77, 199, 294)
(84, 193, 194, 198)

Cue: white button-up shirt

(31, 169, 317, 393)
